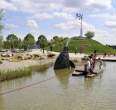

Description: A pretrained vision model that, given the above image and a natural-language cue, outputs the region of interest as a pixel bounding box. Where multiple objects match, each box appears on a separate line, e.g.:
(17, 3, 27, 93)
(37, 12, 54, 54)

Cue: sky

(0, 0, 116, 45)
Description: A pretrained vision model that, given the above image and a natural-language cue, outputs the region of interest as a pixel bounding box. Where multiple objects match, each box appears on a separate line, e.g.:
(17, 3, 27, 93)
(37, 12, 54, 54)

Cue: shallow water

(0, 62, 116, 110)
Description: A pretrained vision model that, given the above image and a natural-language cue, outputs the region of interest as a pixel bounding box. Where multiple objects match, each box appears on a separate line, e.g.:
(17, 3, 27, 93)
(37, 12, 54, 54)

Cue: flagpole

(80, 14, 83, 37)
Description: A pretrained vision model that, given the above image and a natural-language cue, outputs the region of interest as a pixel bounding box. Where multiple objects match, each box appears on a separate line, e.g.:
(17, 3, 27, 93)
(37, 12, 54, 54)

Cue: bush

(0, 60, 2, 64)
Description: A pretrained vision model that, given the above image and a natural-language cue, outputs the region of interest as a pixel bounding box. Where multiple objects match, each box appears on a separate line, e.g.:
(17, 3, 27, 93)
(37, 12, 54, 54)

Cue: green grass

(0, 62, 53, 81)
(0, 60, 2, 64)
(52, 38, 116, 54)
(0, 68, 32, 81)
(30, 62, 53, 72)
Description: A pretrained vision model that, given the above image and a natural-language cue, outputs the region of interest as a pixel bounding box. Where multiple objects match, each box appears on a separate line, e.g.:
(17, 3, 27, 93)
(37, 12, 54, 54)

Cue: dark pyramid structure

(54, 47, 75, 69)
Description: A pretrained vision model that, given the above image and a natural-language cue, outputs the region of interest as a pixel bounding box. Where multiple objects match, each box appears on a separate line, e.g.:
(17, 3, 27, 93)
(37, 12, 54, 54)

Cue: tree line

(1, 33, 49, 50)
(0, 32, 95, 51)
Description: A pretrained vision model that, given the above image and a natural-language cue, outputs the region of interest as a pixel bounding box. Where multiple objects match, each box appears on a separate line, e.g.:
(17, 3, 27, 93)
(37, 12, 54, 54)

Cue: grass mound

(51, 38, 116, 54)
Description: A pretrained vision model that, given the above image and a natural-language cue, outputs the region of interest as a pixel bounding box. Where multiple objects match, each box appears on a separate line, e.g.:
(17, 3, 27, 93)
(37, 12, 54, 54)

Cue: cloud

(26, 19, 38, 29)
(53, 12, 74, 20)
(64, 0, 113, 11)
(2, 0, 113, 15)
(90, 13, 116, 21)
(5, 23, 18, 30)
(32, 13, 54, 20)
(85, 0, 112, 9)
(4, 0, 112, 23)
(93, 29, 116, 45)
(9, 0, 63, 14)
(54, 20, 96, 32)
(105, 21, 116, 28)
(33, 12, 74, 21)
(0, 0, 17, 11)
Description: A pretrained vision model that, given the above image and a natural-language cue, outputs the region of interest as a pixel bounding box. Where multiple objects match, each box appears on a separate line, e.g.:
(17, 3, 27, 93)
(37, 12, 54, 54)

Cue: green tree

(6, 34, 19, 49)
(23, 33, 35, 50)
(85, 31, 95, 39)
(0, 10, 3, 33)
(17, 38, 23, 49)
(3, 41, 10, 49)
(0, 35, 3, 49)
(37, 35, 48, 53)
(49, 36, 67, 51)
(53, 36, 59, 41)
(0, 10, 4, 49)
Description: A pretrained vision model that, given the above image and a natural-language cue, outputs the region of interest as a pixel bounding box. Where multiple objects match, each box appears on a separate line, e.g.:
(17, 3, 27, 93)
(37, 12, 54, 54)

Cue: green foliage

(6, 34, 19, 49)
(0, 68, 32, 81)
(50, 36, 68, 51)
(85, 31, 95, 39)
(0, 10, 3, 49)
(3, 40, 11, 49)
(30, 62, 53, 72)
(37, 35, 48, 49)
(17, 38, 23, 49)
(53, 36, 59, 41)
(0, 63, 52, 81)
(0, 9, 3, 33)
(0, 24, 3, 33)
(0, 36, 3, 49)
(0, 60, 2, 64)
(23, 33, 35, 50)
(71, 36, 82, 40)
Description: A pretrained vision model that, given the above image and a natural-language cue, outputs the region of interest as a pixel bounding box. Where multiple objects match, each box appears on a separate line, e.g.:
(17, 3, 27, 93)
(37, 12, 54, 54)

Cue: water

(0, 62, 116, 110)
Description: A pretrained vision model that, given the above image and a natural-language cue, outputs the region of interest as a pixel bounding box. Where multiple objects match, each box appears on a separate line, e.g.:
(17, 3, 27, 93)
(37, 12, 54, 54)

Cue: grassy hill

(51, 38, 116, 54)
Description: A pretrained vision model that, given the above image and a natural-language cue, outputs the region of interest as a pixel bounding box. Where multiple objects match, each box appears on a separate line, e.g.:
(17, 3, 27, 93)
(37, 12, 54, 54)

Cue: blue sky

(1, 0, 116, 45)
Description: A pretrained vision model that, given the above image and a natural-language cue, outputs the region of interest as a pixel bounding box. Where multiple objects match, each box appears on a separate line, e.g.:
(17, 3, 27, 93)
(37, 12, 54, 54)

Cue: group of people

(84, 54, 96, 75)
(84, 52, 103, 75)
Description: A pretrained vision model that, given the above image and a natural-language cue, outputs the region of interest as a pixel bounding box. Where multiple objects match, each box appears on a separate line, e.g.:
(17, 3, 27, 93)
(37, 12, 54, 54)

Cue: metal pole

(76, 13, 83, 38)
(80, 15, 83, 37)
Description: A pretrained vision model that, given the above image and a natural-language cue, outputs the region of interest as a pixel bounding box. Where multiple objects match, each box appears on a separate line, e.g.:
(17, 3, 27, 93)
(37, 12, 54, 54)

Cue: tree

(0, 36, 3, 49)
(23, 33, 35, 50)
(3, 41, 11, 49)
(0, 10, 4, 49)
(0, 10, 3, 33)
(53, 36, 64, 42)
(85, 31, 95, 39)
(53, 36, 59, 41)
(6, 34, 19, 49)
(17, 38, 23, 49)
(37, 35, 48, 53)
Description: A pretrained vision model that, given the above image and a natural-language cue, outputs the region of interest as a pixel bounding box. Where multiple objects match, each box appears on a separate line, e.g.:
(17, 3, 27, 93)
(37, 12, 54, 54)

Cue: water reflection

(32, 63, 53, 73)
(0, 96, 5, 110)
(84, 78, 95, 90)
(54, 69, 74, 89)
(83, 72, 104, 91)
(0, 76, 33, 93)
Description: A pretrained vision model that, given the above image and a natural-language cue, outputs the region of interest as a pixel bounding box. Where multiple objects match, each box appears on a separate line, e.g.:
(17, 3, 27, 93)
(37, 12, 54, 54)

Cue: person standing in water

(84, 57, 91, 75)
(88, 55, 94, 73)
(98, 58, 103, 69)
